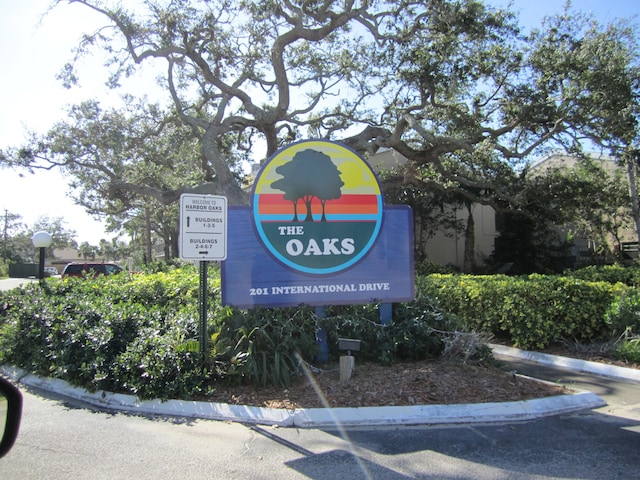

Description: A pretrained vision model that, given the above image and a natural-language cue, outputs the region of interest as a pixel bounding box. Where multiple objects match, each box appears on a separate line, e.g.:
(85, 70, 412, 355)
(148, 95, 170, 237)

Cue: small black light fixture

(31, 231, 52, 280)
(338, 338, 361, 356)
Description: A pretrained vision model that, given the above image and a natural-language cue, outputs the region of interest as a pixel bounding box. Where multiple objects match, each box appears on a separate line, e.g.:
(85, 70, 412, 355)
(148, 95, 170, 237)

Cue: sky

(0, 0, 638, 245)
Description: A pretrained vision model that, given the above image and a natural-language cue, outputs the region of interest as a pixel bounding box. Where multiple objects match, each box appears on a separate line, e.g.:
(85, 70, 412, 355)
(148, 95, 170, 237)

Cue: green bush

(564, 264, 640, 287)
(2, 265, 635, 400)
(210, 306, 318, 388)
(318, 296, 458, 366)
(0, 271, 206, 397)
(612, 336, 640, 363)
(0, 267, 473, 397)
(415, 260, 459, 275)
(421, 273, 626, 349)
(113, 316, 207, 400)
(605, 290, 640, 335)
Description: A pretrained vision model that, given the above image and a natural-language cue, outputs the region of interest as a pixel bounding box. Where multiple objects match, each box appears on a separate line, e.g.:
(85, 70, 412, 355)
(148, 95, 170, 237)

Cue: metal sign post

(179, 194, 227, 364)
(199, 261, 208, 361)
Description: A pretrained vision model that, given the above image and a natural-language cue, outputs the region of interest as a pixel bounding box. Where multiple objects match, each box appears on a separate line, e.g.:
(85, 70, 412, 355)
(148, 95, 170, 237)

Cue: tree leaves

(3, 0, 639, 257)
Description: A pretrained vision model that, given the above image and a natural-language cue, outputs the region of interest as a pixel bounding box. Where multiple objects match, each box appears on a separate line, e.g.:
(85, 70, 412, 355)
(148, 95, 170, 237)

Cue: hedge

(420, 273, 629, 349)
(1, 265, 638, 399)
(0, 267, 458, 398)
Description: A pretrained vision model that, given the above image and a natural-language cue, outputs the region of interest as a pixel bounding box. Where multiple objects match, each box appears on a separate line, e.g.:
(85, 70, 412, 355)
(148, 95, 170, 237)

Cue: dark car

(62, 262, 124, 278)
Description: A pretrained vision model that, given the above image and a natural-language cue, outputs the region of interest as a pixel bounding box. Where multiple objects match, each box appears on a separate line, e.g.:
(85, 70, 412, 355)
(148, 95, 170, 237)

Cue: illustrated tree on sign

(271, 149, 344, 222)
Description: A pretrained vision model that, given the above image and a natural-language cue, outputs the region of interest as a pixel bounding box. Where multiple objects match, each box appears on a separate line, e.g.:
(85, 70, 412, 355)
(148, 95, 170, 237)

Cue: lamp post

(31, 231, 52, 280)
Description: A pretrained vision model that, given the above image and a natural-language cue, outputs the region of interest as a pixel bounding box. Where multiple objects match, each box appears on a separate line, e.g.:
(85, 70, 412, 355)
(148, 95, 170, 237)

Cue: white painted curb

(0, 365, 293, 426)
(291, 391, 604, 427)
(1, 363, 605, 428)
(490, 344, 640, 382)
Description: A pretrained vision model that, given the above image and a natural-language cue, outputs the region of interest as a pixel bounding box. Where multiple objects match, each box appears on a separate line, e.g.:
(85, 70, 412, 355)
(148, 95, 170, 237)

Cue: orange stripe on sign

(258, 193, 378, 207)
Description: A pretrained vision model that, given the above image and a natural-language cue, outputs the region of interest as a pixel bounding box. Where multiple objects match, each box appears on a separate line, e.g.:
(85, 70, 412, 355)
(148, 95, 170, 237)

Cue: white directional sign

(179, 194, 227, 261)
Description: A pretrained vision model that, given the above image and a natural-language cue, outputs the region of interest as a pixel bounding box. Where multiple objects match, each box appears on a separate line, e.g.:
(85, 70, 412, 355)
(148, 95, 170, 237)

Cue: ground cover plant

(1, 264, 639, 401)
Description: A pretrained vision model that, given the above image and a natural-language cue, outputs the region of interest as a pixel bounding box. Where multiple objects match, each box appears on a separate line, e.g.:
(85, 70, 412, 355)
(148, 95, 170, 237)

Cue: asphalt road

(0, 367, 639, 479)
(493, 352, 640, 421)
(0, 278, 37, 291)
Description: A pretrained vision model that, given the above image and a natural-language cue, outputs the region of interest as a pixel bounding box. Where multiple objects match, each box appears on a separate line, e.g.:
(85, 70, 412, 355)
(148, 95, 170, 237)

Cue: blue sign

(221, 205, 415, 308)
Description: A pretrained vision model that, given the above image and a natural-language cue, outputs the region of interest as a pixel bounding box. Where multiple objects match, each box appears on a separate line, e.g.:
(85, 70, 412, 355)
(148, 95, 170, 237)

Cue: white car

(44, 267, 58, 277)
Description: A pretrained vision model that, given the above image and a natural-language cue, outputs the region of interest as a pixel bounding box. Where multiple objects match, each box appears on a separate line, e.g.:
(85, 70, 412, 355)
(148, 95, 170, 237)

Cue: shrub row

(0, 268, 206, 399)
(0, 266, 460, 399)
(3, 265, 639, 399)
(563, 264, 640, 287)
(420, 273, 631, 349)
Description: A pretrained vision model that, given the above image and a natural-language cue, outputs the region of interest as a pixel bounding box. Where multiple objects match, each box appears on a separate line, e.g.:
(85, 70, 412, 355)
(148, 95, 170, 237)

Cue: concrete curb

(490, 344, 640, 382)
(0, 365, 294, 427)
(290, 391, 604, 427)
(1, 357, 607, 428)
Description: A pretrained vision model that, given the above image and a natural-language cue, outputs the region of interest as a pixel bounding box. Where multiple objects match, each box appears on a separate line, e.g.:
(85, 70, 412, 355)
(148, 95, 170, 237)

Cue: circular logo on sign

(252, 140, 384, 275)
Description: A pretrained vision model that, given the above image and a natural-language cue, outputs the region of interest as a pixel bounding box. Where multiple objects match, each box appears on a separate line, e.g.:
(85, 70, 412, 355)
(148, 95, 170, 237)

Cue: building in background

(246, 148, 640, 273)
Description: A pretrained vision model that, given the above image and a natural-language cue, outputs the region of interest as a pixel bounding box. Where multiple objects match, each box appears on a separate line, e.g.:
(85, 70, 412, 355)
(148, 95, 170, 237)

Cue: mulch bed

(199, 360, 568, 409)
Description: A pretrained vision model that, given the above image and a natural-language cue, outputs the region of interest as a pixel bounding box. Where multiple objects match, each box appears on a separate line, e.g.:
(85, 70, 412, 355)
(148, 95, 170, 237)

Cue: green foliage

(2, 265, 638, 400)
(113, 317, 208, 401)
(490, 210, 573, 275)
(322, 303, 395, 364)
(415, 260, 459, 276)
(0, 260, 8, 278)
(0, 270, 205, 398)
(140, 259, 193, 274)
(6, 1, 638, 253)
(493, 157, 635, 274)
(0, 267, 474, 398)
(322, 296, 459, 365)
(605, 290, 640, 335)
(0, 270, 319, 394)
(565, 264, 640, 287)
(421, 273, 626, 349)
(210, 306, 318, 388)
(612, 335, 640, 363)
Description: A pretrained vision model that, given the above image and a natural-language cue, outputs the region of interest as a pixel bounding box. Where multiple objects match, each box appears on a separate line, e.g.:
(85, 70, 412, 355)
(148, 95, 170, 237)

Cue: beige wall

(366, 149, 408, 172)
(367, 149, 639, 268)
(423, 203, 497, 268)
(530, 152, 617, 173)
(367, 149, 497, 270)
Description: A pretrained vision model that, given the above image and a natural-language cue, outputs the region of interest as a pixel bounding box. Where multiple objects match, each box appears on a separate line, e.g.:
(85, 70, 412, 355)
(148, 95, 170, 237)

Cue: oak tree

(1, 1, 638, 260)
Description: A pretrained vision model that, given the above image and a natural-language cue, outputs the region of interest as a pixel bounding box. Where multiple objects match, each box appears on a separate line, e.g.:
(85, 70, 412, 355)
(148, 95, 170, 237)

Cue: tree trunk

(463, 201, 475, 273)
(171, 225, 179, 260)
(145, 205, 152, 265)
(304, 197, 314, 222)
(625, 154, 640, 246)
(202, 128, 249, 205)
